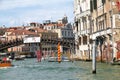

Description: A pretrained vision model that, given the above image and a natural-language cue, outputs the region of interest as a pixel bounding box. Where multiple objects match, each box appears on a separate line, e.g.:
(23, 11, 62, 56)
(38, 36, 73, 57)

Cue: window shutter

(93, 0, 97, 10)
(102, 0, 106, 4)
(90, 0, 93, 12)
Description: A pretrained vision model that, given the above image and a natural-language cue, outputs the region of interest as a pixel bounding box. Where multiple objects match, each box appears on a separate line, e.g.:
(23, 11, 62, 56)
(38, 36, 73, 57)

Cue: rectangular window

(93, 0, 97, 10)
(65, 31, 66, 36)
(83, 36, 87, 45)
(79, 37, 81, 45)
(68, 31, 70, 36)
(62, 31, 64, 36)
(98, 0, 102, 7)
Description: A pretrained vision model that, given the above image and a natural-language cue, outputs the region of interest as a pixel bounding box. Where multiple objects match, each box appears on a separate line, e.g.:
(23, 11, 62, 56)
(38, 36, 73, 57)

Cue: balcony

(80, 29, 90, 35)
(90, 28, 112, 39)
(79, 10, 90, 17)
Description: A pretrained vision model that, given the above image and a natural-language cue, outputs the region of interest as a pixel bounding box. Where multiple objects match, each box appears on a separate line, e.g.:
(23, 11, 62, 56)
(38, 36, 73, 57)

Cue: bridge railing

(0, 37, 75, 51)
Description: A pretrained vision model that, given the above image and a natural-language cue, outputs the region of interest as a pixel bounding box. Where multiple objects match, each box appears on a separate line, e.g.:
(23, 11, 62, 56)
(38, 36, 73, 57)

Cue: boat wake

(0, 67, 11, 69)
(12, 64, 41, 69)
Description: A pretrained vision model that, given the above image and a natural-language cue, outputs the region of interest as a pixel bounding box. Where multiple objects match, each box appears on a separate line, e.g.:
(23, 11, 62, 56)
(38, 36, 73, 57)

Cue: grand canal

(0, 59, 120, 80)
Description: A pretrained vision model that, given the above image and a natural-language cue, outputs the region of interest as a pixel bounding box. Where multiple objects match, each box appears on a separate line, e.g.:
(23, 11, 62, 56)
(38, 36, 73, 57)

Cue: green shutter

(93, 0, 97, 10)
(102, 0, 106, 4)
(90, 0, 93, 12)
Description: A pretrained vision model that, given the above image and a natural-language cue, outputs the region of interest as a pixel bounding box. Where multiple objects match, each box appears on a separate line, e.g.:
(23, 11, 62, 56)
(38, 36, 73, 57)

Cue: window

(71, 32, 73, 37)
(62, 31, 64, 36)
(65, 31, 66, 36)
(68, 31, 70, 36)
(83, 36, 87, 45)
(79, 37, 81, 45)
(98, 0, 102, 8)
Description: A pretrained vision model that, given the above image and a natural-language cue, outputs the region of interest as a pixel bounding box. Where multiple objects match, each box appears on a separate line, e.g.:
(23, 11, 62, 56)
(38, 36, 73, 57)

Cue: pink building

(5, 29, 37, 52)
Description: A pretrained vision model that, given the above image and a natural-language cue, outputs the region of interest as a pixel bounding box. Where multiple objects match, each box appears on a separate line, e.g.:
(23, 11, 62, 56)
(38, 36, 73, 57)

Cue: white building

(74, 0, 91, 60)
(53, 23, 74, 39)
(42, 16, 74, 54)
(52, 23, 74, 53)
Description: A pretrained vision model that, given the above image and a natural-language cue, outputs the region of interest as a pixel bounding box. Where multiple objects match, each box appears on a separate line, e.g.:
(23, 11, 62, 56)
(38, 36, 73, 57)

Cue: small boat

(0, 53, 12, 67)
(15, 55, 25, 61)
(111, 60, 120, 65)
(48, 57, 57, 62)
(48, 57, 70, 62)
(0, 61, 12, 67)
(62, 57, 70, 62)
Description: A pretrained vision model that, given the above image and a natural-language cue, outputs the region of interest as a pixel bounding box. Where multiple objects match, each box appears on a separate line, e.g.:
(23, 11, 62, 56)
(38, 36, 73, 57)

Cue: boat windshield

(0, 53, 9, 61)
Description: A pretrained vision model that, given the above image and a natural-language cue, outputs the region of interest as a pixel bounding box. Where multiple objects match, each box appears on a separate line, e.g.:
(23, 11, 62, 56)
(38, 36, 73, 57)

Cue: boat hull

(48, 57, 70, 62)
(0, 61, 12, 67)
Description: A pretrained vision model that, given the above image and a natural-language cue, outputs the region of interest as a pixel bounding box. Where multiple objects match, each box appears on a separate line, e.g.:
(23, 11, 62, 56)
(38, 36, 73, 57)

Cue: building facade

(90, 0, 120, 62)
(74, 0, 120, 62)
(74, 0, 91, 60)
(5, 29, 38, 54)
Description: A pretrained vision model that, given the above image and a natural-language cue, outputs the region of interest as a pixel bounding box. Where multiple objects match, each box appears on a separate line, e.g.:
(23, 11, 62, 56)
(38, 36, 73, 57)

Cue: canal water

(0, 59, 120, 80)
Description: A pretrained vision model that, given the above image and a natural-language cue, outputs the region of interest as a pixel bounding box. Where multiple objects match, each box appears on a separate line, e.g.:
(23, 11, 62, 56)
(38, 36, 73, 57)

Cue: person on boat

(2, 57, 7, 61)
(2, 57, 10, 61)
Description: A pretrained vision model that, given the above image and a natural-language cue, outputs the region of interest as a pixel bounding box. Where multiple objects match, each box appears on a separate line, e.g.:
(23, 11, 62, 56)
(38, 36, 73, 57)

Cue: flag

(36, 50, 42, 62)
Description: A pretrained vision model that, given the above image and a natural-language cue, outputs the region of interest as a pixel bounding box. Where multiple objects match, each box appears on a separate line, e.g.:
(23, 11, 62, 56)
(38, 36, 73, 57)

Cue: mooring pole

(58, 42, 61, 63)
(92, 39, 96, 74)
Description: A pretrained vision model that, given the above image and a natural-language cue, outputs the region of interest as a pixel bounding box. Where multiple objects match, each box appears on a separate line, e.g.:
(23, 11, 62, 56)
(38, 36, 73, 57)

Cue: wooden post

(92, 40, 96, 74)
(58, 42, 61, 63)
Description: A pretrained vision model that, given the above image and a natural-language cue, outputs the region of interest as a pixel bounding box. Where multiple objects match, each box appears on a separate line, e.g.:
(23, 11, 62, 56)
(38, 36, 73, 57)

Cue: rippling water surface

(0, 59, 120, 80)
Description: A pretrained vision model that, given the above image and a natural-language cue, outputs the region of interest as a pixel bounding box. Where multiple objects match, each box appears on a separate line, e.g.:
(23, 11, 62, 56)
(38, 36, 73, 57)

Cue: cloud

(0, 0, 73, 10)
(0, 0, 74, 27)
(0, 0, 41, 10)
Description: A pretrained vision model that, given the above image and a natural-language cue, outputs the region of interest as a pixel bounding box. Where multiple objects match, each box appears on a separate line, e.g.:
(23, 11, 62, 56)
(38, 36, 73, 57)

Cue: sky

(0, 0, 74, 27)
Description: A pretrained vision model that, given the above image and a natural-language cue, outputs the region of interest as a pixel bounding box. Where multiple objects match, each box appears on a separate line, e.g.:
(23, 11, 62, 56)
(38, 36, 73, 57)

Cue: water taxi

(0, 61, 12, 67)
(0, 53, 12, 67)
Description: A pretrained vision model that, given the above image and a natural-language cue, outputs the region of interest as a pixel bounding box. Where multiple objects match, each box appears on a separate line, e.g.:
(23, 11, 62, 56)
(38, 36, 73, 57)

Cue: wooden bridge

(0, 37, 75, 51)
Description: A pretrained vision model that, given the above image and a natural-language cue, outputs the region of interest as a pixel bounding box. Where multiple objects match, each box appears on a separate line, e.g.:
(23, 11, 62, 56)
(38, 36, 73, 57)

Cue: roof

(57, 23, 65, 27)
(44, 23, 55, 27)
(8, 30, 37, 36)
(44, 23, 65, 27)
(32, 28, 47, 33)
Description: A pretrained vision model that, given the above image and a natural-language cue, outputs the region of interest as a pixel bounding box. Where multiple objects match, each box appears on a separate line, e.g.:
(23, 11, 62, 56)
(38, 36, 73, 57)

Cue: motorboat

(48, 57, 70, 62)
(15, 55, 25, 61)
(0, 53, 12, 67)
(0, 60, 12, 67)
